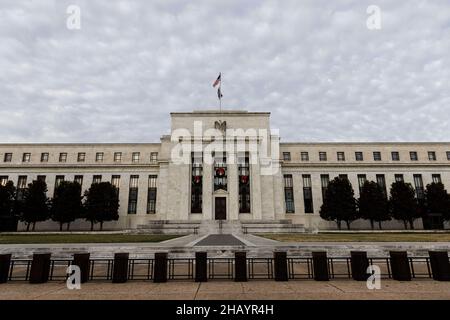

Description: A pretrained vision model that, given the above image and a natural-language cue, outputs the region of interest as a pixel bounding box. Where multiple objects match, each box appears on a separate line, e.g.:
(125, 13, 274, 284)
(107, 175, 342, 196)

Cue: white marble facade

(0, 110, 449, 230)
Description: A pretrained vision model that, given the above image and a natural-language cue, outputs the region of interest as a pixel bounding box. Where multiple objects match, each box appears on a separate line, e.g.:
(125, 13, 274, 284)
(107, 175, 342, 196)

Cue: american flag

(213, 73, 221, 87)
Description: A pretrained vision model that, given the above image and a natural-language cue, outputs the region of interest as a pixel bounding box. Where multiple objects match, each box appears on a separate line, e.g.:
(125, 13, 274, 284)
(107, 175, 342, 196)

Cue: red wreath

(193, 176, 201, 184)
(215, 167, 226, 177)
(240, 175, 249, 184)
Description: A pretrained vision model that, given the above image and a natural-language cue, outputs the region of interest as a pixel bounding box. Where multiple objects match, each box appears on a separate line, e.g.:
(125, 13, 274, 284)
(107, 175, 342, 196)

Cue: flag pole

(219, 72, 222, 112)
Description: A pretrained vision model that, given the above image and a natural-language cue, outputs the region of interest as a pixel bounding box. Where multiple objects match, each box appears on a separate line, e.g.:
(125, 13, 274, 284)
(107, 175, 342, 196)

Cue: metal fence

(3, 255, 438, 282)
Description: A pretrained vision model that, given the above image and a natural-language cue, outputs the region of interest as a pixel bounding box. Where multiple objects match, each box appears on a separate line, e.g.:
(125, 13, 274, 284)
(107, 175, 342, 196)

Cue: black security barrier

(389, 251, 411, 281)
(350, 251, 370, 281)
(154, 252, 168, 283)
(429, 251, 450, 281)
(112, 253, 129, 283)
(0, 254, 12, 283)
(195, 252, 207, 282)
(29, 253, 51, 284)
(312, 252, 329, 281)
(73, 253, 90, 283)
(234, 252, 247, 282)
(273, 252, 288, 281)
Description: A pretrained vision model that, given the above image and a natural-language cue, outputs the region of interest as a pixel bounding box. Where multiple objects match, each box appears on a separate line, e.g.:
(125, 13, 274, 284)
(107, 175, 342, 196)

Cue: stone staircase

(134, 219, 304, 235)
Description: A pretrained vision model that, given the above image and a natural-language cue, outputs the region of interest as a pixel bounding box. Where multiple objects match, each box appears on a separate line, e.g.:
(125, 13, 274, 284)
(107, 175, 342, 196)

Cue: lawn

(260, 232, 450, 242)
(0, 234, 181, 244)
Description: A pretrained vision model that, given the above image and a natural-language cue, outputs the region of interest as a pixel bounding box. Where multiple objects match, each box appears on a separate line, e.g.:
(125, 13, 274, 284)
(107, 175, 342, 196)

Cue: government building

(0, 110, 449, 232)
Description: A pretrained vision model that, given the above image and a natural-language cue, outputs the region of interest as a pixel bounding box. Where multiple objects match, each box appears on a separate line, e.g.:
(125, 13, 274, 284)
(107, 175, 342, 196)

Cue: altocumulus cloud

(0, 0, 449, 143)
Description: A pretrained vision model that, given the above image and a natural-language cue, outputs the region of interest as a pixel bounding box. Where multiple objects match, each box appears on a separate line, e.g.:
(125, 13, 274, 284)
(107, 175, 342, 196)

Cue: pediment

(214, 189, 228, 195)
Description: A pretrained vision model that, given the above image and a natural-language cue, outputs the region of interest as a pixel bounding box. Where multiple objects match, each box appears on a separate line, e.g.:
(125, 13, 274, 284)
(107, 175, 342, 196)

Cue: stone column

(202, 162, 213, 220)
(228, 153, 239, 220)
(250, 161, 262, 220)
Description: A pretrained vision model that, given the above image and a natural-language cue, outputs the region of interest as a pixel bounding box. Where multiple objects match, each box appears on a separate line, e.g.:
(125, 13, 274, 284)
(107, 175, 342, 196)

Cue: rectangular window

(37, 175, 46, 183)
(40, 153, 49, 162)
(320, 174, 329, 201)
(355, 152, 363, 161)
(128, 175, 139, 214)
(3, 153, 12, 162)
(376, 174, 387, 198)
(300, 152, 309, 161)
(95, 152, 104, 162)
(319, 152, 327, 161)
(238, 153, 250, 213)
(77, 152, 86, 162)
(284, 175, 295, 213)
(337, 152, 345, 161)
(432, 174, 442, 184)
(54, 175, 64, 196)
(74, 175, 83, 188)
(302, 174, 313, 214)
(413, 174, 424, 200)
(22, 153, 31, 162)
(213, 152, 227, 191)
(391, 151, 400, 161)
(283, 152, 291, 161)
(357, 174, 367, 193)
(191, 153, 203, 213)
(150, 152, 158, 163)
(428, 151, 436, 161)
(114, 152, 122, 162)
(17, 176, 27, 200)
(0, 176, 8, 186)
(92, 175, 102, 184)
(373, 151, 381, 161)
(447, 151, 450, 161)
(147, 175, 157, 214)
(395, 174, 404, 182)
(410, 151, 418, 161)
(132, 152, 140, 163)
(111, 175, 120, 197)
(59, 152, 67, 162)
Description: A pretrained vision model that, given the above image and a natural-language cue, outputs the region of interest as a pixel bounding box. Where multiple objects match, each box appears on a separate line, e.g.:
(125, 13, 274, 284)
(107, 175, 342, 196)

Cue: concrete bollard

(273, 251, 288, 281)
(195, 252, 207, 282)
(234, 252, 247, 282)
(350, 251, 370, 281)
(73, 253, 90, 283)
(112, 253, 129, 283)
(153, 252, 168, 283)
(0, 254, 12, 284)
(312, 252, 329, 281)
(29, 253, 51, 284)
(389, 251, 411, 281)
(429, 251, 450, 281)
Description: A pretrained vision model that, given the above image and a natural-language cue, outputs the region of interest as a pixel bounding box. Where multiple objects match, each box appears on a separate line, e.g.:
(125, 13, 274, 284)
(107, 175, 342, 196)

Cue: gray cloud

(0, 0, 449, 143)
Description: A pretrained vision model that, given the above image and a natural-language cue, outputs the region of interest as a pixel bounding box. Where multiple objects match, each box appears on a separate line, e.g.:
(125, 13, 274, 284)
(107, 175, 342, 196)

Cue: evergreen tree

(84, 182, 119, 231)
(358, 181, 390, 229)
(21, 180, 50, 231)
(51, 181, 84, 231)
(389, 181, 418, 229)
(424, 182, 450, 221)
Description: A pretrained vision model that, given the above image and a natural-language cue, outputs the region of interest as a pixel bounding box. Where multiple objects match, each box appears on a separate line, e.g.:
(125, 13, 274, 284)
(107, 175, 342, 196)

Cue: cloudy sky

(0, 0, 449, 143)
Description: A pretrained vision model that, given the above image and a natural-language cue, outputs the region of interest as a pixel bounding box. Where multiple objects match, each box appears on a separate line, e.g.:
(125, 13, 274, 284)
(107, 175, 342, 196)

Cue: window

(302, 174, 313, 214)
(3, 153, 12, 162)
(92, 175, 102, 184)
(283, 152, 291, 161)
(357, 174, 367, 193)
(410, 151, 418, 161)
(132, 152, 140, 163)
(191, 153, 203, 213)
(428, 151, 436, 161)
(37, 175, 46, 183)
(114, 152, 122, 162)
(284, 175, 295, 213)
(128, 175, 139, 214)
(147, 175, 157, 214)
(395, 174, 404, 182)
(22, 153, 31, 162)
(59, 153, 67, 162)
(319, 152, 327, 161)
(447, 151, 450, 161)
(150, 152, 158, 163)
(355, 152, 363, 161)
(376, 174, 387, 198)
(413, 174, 424, 200)
(320, 174, 329, 201)
(391, 152, 400, 161)
(300, 152, 309, 161)
(432, 174, 442, 184)
(214, 152, 227, 191)
(238, 153, 250, 213)
(54, 175, 64, 196)
(40, 153, 49, 162)
(74, 175, 83, 188)
(0, 176, 8, 186)
(95, 152, 104, 162)
(17, 176, 27, 200)
(111, 175, 121, 197)
(337, 152, 345, 161)
(77, 152, 85, 162)
(373, 152, 381, 161)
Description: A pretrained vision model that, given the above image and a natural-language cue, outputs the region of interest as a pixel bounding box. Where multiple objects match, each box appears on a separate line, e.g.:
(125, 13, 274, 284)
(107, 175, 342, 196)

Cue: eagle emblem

(214, 120, 227, 133)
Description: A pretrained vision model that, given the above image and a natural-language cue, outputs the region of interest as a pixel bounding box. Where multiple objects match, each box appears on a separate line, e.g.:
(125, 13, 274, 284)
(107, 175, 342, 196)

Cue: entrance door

(215, 197, 226, 220)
